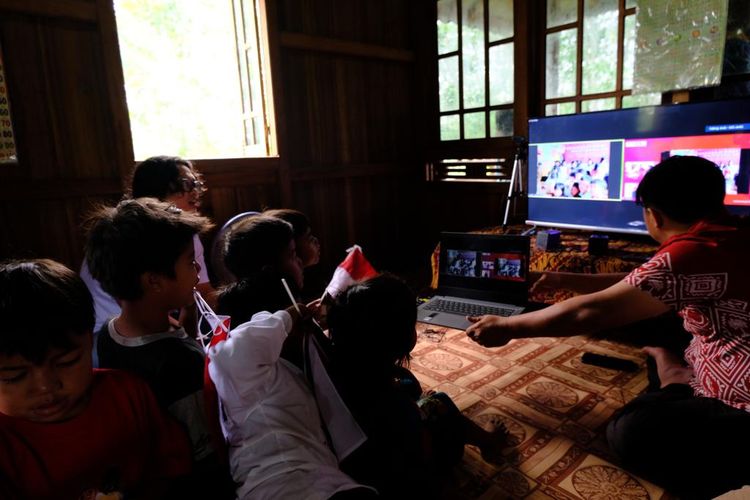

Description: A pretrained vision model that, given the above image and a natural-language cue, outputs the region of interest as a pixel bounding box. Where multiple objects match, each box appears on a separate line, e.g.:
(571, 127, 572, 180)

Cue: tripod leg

(503, 155, 520, 229)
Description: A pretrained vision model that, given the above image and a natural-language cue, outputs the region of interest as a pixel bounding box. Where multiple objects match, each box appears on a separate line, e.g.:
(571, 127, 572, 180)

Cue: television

(526, 98, 750, 235)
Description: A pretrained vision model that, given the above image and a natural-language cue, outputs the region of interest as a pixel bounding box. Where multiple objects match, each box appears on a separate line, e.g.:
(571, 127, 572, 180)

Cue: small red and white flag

(325, 245, 378, 299)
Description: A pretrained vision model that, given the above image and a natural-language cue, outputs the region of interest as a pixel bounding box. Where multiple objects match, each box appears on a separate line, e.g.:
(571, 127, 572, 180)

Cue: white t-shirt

(208, 310, 368, 500)
(81, 235, 210, 333)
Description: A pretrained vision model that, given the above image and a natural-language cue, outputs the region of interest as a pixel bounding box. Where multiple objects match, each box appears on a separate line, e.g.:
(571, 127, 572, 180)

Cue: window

(437, 0, 515, 141)
(544, 0, 661, 116)
(114, 0, 274, 159)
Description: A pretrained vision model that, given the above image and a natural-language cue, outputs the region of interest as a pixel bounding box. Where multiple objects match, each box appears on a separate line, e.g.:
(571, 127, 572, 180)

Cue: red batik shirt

(625, 217, 750, 412)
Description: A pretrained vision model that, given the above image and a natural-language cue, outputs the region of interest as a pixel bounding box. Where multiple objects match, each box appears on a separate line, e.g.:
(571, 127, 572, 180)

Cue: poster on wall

(0, 41, 17, 163)
(633, 0, 728, 94)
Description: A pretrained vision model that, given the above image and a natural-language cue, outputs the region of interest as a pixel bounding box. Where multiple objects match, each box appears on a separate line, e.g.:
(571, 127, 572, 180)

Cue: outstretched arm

(530, 271, 629, 296)
(467, 280, 669, 347)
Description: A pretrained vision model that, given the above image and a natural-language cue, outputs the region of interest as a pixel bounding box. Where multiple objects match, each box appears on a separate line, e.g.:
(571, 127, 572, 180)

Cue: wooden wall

(273, 0, 425, 277)
(0, 0, 132, 266)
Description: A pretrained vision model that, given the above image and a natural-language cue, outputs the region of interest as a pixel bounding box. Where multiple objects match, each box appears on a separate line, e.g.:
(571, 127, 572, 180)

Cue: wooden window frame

(541, 0, 641, 115)
(429, 0, 533, 175)
(437, 0, 517, 143)
(232, 0, 277, 157)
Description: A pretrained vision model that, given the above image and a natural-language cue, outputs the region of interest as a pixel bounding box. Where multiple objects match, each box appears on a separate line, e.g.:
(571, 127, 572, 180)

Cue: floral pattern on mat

(411, 324, 669, 499)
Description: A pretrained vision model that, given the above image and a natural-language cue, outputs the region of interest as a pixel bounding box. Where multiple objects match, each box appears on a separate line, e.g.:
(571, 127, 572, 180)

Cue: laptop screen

(439, 233, 530, 303)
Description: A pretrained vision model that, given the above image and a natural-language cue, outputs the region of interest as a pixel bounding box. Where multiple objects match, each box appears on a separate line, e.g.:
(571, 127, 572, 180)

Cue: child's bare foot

(462, 415, 510, 464)
(643, 346, 693, 388)
(479, 424, 510, 464)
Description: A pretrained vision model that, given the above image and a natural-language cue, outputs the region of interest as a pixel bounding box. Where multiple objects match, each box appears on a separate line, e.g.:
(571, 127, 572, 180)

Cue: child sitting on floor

(80, 155, 215, 333)
(326, 273, 507, 498)
(0, 259, 191, 499)
(263, 208, 321, 269)
(85, 198, 233, 498)
(217, 215, 304, 328)
(207, 304, 375, 499)
(264, 208, 323, 300)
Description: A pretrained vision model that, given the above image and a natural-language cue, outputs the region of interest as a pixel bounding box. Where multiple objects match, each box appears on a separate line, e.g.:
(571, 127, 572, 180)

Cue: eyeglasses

(179, 177, 206, 193)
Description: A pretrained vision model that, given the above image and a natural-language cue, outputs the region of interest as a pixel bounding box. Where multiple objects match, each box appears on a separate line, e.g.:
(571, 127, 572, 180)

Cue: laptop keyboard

(424, 298, 516, 317)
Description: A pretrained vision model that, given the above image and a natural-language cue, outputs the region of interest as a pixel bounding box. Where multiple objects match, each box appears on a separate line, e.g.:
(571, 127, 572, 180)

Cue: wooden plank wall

(0, 0, 130, 267)
(270, 0, 427, 277)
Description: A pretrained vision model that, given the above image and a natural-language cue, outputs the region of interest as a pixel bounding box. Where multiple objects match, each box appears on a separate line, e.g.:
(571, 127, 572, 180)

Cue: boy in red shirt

(466, 156, 750, 498)
(0, 259, 191, 499)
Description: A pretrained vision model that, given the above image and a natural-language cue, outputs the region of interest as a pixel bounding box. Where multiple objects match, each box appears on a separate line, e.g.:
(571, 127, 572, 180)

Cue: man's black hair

(635, 155, 726, 224)
(0, 259, 94, 364)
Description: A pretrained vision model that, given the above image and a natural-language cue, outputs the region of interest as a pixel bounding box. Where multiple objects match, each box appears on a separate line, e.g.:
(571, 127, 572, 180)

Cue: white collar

(107, 318, 188, 347)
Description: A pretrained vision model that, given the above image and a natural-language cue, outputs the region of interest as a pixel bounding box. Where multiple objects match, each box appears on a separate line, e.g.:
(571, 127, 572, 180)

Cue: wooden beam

(191, 156, 280, 173)
(0, 178, 121, 200)
(280, 32, 415, 63)
(0, 0, 97, 22)
(95, 0, 135, 180)
(289, 162, 406, 182)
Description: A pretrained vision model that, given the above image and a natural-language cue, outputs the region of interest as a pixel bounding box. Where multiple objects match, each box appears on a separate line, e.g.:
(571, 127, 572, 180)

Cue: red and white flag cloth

(325, 245, 378, 299)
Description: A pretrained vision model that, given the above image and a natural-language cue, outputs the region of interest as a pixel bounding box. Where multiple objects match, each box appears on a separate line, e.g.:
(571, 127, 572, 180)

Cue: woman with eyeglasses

(81, 155, 217, 345)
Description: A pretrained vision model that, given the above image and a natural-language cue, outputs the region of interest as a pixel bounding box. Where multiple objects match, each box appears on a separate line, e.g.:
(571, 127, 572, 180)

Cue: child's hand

(285, 304, 311, 327)
(306, 299, 329, 330)
(306, 299, 322, 316)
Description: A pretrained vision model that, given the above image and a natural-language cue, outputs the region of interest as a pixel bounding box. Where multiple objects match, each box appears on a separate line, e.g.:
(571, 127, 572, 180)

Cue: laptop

(417, 232, 530, 330)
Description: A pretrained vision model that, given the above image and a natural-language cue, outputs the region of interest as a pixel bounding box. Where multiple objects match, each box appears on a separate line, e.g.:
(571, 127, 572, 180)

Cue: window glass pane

(462, 0, 486, 108)
(582, 0, 618, 95)
(622, 92, 661, 108)
(490, 43, 514, 105)
(546, 29, 577, 98)
(581, 97, 616, 112)
(464, 111, 486, 139)
(115, 0, 246, 159)
(437, 0, 459, 55)
(545, 102, 576, 116)
(626, 0, 637, 8)
(439, 56, 460, 112)
(547, 0, 577, 28)
(490, 109, 513, 137)
(623, 14, 636, 89)
(440, 114, 460, 141)
(489, 0, 513, 42)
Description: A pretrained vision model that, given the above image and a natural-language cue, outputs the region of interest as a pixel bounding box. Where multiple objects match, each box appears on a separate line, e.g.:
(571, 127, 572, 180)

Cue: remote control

(581, 352, 639, 372)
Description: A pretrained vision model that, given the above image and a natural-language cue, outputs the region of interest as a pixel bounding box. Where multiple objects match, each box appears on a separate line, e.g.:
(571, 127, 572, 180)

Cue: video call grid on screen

(527, 99, 750, 234)
(445, 249, 526, 282)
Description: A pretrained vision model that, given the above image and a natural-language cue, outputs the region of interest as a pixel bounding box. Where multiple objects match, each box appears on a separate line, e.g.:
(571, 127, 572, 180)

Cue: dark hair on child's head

(223, 215, 294, 279)
(85, 198, 211, 301)
(129, 155, 198, 200)
(636, 155, 726, 224)
(263, 209, 310, 239)
(328, 273, 417, 370)
(0, 259, 94, 364)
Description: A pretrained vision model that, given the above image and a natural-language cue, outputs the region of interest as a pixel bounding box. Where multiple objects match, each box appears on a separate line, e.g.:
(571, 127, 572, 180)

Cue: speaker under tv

(526, 98, 750, 235)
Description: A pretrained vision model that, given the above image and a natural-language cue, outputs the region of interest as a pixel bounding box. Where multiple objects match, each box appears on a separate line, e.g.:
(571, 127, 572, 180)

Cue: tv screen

(527, 98, 750, 234)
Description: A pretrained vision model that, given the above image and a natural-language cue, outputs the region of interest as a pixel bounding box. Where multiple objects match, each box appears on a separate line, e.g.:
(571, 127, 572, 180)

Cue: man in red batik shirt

(466, 156, 750, 498)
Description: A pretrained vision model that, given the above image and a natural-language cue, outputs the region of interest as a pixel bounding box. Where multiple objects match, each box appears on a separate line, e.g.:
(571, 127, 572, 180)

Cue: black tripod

(502, 136, 528, 231)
